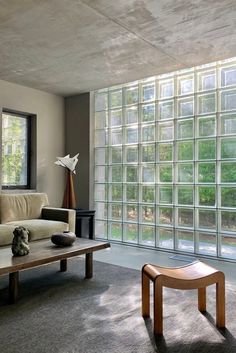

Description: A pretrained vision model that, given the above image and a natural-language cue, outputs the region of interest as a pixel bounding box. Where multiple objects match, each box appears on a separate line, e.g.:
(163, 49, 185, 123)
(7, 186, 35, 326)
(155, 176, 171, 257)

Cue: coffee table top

(0, 238, 110, 275)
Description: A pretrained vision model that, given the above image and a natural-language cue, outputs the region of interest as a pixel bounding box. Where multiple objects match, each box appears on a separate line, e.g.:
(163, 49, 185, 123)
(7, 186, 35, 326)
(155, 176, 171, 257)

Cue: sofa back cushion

(0, 193, 49, 223)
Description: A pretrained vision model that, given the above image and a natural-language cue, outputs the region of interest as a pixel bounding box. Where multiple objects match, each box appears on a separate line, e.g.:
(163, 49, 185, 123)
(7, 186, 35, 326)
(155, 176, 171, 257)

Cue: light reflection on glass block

(126, 127, 138, 144)
(110, 90, 122, 108)
(198, 93, 216, 114)
(140, 225, 155, 246)
(198, 116, 216, 137)
(158, 100, 174, 120)
(95, 111, 108, 129)
(111, 129, 122, 145)
(95, 202, 107, 220)
(198, 71, 216, 91)
(221, 236, 236, 259)
(221, 90, 236, 111)
(142, 83, 155, 101)
(178, 97, 194, 117)
(159, 80, 174, 98)
(158, 228, 174, 249)
(123, 223, 138, 243)
(95, 92, 108, 111)
(95, 130, 107, 147)
(177, 230, 194, 252)
(125, 106, 138, 124)
(198, 233, 216, 255)
(125, 86, 138, 105)
(159, 122, 173, 140)
(94, 184, 107, 201)
(142, 166, 155, 183)
(95, 148, 107, 165)
(95, 220, 107, 239)
(221, 66, 236, 87)
(110, 109, 122, 127)
(142, 104, 155, 122)
(221, 114, 236, 135)
(178, 76, 194, 95)
(95, 166, 107, 183)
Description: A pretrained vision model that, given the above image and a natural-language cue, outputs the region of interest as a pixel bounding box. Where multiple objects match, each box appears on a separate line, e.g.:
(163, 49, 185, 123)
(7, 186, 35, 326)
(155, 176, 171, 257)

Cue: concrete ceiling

(0, 0, 236, 96)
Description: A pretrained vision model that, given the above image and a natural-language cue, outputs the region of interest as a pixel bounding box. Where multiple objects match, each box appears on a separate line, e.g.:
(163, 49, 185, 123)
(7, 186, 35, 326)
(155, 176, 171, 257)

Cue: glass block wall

(93, 57, 236, 260)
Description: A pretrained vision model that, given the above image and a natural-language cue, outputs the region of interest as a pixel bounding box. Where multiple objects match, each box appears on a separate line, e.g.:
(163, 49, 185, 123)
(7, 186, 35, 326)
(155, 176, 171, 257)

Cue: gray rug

(0, 258, 235, 353)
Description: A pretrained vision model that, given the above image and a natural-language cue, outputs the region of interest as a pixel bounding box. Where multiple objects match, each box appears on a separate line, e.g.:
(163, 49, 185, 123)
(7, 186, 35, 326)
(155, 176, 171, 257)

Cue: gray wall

(65, 93, 90, 209)
(0, 79, 65, 206)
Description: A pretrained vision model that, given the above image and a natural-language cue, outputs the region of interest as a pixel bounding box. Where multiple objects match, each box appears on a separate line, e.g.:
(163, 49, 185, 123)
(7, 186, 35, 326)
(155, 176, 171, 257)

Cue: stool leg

(216, 278, 225, 328)
(198, 287, 206, 312)
(154, 280, 163, 335)
(142, 272, 150, 317)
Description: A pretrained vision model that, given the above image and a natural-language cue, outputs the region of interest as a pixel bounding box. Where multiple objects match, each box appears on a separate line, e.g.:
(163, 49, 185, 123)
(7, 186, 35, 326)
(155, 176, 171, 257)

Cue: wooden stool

(142, 261, 225, 335)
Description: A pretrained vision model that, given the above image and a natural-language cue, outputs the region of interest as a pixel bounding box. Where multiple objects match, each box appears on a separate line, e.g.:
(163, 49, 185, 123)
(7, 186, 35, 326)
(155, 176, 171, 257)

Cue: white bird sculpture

(55, 153, 79, 174)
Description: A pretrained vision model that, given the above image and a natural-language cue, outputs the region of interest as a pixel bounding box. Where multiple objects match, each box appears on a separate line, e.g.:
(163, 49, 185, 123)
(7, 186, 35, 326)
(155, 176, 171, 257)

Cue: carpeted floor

(0, 258, 235, 353)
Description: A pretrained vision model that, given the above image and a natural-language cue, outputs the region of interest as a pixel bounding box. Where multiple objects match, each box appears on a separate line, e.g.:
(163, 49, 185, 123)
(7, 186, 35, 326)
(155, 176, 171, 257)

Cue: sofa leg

(60, 259, 67, 272)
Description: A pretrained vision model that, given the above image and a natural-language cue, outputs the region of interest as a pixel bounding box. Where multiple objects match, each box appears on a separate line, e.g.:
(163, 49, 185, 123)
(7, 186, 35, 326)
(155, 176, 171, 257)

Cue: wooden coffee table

(0, 238, 110, 303)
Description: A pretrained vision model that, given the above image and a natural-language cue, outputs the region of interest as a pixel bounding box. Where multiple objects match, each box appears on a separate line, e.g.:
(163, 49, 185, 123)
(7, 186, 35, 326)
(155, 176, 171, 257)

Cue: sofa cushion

(6, 219, 69, 241)
(0, 193, 49, 223)
(0, 224, 16, 246)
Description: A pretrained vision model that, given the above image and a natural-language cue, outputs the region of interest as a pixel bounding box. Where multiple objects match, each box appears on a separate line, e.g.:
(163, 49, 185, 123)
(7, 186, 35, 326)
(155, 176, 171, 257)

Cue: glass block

(198, 139, 216, 160)
(141, 104, 155, 122)
(125, 85, 138, 105)
(95, 202, 107, 220)
(159, 122, 173, 141)
(178, 97, 194, 117)
(159, 164, 172, 182)
(94, 184, 107, 201)
(177, 141, 193, 160)
(177, 230, 194, 252)
(95, 220, 107, 239)
(95, 148, 107, 165)
(158, 143, 173, 161)
(111, 184, 122, 201)
(95, 166, 107, 183)
(111, 166, 122, 182)
(159, 79, 174, 98)
(109, 222, 122, 241)
(142, 83, 155, 102)
(198, 116, 216, 137)
(123, 223, 138, 243)
(159, 207, 173, 225)
(111, 204, 122, 220)
(221, 138, 236, 158)
(95, 129, 107, 147)
(111, 147, 122, 163)
(198, 93, 216, 114)
(178, 75, 194, 95)
(125, 204, 138, 222)
(198, 210, 216, 229)
(178, 208, 193, 227)
(125, 106, 138, 125)
(221, 187, 236, 207)
(221, 211, 236, 232)
(221, 114, 236, 135)
(110, 109, 122, 127)
(141, 205, 155, 223)
(177, 119, 193, 139)
(95, 92, 108, 111)
(142, 124, 155, 142)
(221, 162, 236, 182)
(126, 126, 138, 144)
(126, 185, 138, 202)
(198, 186, 216, 206)
(125, 146, 138, 163)
(198, 163, 215, 183)
(142, 166, 155, 183)
(198, 71, 216, 91)
(158, 228, 174, 249)
(142, 144, 155, 162)
(109, 89, 122, 108)
(221, 89, 236, 111)
(221, 236, 236, 259)
(221, 66, 236, 87)
(178, 163, 193, 182)
(142, 185, 155, 203)
(140, 225, 155, 246)
(95, 111, 108, 129)
(199, 233, 216, 255)
(126, 166, 138, 183)
(111, 129, 122, 145)
(159, 187, 173, 204)
(158, 100, 174, 120)
(178, 186, 193, 205)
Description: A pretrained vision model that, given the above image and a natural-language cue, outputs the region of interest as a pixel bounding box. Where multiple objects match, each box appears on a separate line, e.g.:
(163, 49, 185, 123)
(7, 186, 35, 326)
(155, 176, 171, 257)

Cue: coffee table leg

(60, 259, 67, 272)
(85, 253, 93, 279)
(9, 272, 19, 304)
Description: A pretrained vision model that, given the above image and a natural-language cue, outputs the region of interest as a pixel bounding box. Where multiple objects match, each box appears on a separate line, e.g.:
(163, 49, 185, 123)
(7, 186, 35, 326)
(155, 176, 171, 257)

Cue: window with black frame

(2, 110, 31, 189)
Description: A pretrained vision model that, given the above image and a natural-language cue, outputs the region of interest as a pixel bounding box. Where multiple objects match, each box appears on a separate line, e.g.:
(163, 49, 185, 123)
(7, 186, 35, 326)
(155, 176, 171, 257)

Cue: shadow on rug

(0, 259, 235, 353)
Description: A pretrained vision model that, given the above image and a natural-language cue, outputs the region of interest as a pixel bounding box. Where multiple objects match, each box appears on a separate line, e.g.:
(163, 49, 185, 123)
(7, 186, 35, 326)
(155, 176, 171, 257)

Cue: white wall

(0, 79, 65, 206)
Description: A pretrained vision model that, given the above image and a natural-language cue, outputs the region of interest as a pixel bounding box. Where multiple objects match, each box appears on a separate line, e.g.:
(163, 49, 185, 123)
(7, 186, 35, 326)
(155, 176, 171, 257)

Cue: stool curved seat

(142, 260, 225, 335)
(142, 261, 224, 290)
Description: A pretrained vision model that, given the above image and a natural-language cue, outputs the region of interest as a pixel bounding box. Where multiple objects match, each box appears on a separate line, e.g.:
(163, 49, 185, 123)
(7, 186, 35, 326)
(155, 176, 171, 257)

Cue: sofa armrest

(42, 207, 76, 233)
